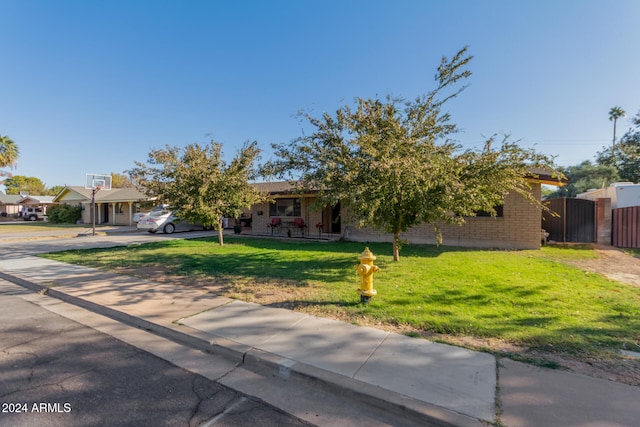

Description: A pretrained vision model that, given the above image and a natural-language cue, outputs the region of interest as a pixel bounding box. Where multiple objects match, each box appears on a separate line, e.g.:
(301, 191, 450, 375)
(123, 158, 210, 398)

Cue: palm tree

(609, 106, 626, 156)
(0, 135, 19, 169)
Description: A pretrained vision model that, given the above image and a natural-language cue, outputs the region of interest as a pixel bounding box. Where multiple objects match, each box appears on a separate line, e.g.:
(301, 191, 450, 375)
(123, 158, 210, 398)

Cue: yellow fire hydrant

(355, 247, 380, 304)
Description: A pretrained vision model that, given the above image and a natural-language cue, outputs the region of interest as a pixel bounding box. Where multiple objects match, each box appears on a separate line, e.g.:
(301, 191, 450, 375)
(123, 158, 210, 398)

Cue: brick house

(240, 170, 562, 249)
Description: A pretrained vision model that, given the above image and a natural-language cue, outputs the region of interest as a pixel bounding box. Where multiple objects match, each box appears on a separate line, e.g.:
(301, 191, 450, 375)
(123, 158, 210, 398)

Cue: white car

(21, 207, 47, 221)
(133, 204, 169, 223)
(136, 210, 207, 234)
(133, 212, 149, 223)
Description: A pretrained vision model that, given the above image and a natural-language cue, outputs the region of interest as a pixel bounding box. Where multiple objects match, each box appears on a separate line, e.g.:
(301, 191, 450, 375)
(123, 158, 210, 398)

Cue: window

(269, 198, 301, 217)
(474, 205, 504, 217)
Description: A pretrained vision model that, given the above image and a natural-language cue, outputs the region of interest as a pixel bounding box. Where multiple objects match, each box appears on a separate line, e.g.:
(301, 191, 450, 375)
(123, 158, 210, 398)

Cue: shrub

(47, 204, 82, 224)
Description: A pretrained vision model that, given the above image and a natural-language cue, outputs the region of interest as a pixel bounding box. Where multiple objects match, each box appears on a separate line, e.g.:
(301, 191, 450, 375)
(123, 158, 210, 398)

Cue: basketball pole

(91, 186, 100, 236)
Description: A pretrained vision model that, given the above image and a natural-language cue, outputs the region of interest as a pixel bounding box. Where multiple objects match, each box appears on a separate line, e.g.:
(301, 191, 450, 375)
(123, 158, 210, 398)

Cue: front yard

(42, 237, 640, 382)
(0, 222, 86, 233)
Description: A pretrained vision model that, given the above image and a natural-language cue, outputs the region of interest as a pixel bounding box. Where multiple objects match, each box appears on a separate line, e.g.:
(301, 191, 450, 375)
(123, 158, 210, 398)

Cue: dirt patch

(570, 246, 640, 288)
(111, 252, 640, 387)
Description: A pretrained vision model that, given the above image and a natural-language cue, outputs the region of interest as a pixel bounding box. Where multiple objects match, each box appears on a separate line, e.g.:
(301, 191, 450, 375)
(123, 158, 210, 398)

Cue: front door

(331, 202, 341, 233)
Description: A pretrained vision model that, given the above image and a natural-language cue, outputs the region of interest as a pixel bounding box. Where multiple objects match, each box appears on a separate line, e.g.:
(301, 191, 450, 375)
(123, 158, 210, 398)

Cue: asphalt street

(0, 286, 310, 427)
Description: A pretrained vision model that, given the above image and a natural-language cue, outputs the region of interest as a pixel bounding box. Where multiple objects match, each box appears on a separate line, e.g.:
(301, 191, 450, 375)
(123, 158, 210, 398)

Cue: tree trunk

(217, 218, 224, 246)
(393, 230, 401, 261)
(612, 118, 617, 157)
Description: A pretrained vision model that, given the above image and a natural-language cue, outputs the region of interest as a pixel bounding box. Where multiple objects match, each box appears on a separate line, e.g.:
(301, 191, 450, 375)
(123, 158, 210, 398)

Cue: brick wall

(242, 184, 543, 249)
(344, 184, 542, 249)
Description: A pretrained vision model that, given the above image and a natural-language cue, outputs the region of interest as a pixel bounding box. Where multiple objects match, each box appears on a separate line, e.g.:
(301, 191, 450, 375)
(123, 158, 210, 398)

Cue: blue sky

(1, 0, 639, 191)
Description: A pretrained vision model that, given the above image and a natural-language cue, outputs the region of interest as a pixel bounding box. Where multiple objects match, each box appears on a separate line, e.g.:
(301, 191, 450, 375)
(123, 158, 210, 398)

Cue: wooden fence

(612, 206, 640, 248)
(542, 198, 596, 243)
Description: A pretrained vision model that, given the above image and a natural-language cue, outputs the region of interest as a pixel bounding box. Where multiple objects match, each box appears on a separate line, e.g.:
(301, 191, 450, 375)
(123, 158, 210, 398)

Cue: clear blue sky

(1, 0, 639, 191)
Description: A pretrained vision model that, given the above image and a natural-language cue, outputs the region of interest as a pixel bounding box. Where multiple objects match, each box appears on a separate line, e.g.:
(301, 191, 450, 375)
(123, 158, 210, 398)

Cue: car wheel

(164, 223, 175, 234)
(28, 215, 37, 221)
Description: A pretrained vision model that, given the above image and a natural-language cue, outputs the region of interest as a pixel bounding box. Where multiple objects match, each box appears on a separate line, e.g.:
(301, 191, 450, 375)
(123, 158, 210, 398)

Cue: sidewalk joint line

(352, 331, 391, 379)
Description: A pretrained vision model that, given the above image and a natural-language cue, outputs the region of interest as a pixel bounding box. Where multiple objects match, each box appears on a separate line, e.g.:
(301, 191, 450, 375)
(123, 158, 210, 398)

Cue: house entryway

(321, 202, 341, 235)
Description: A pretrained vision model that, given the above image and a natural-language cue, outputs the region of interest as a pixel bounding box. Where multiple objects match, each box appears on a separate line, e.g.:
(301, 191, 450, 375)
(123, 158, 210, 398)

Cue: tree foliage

(597, 111, 640, 183)
(44, 185, 66, 196)
(0, 135, 19, 170)
(110, 172, 134, 188)
(263, 47, 561, 260)
(546, 160, 620, 198)
(608, 106, 626, 154)
(129, 140, 266, 245)
(3, 175, 46, 195)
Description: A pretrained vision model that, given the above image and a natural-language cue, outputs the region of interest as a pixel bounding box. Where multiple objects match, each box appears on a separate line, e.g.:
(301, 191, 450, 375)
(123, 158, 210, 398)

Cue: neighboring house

(54, 186, 151, 226)
(0, 193, 22, 216)
(16, 195, 56, 218)
(577, 182, 640, 209)
(577, 182, 640, 247)
(241, 170, 563, 250)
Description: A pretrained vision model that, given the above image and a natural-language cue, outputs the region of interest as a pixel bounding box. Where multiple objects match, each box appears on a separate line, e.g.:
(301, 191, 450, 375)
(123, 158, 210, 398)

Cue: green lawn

(42, 237, 640, 358)
(0, 222, 87, 234)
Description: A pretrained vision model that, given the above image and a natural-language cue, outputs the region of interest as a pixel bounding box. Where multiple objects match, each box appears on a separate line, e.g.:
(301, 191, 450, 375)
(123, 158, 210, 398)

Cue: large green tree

(4, 175, 46, 195)
(130, 140, 266, 245)
(263, 47, 561, 261)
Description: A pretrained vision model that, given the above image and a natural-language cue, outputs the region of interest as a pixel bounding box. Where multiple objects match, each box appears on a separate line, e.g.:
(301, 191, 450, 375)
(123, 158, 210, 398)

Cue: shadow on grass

(42, 237, 640, 354)
(171, 252, 356, 283)
(200, 236, 497, 259)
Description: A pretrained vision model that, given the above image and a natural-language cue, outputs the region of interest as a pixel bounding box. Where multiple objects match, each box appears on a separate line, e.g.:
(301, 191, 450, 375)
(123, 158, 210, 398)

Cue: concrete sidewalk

(0, 224, 140, 242)
(1, 256, 639, 426)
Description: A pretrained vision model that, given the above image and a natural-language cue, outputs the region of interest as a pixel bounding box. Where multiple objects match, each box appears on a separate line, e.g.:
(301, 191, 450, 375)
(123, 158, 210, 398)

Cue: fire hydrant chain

(355, 247, 380, 304)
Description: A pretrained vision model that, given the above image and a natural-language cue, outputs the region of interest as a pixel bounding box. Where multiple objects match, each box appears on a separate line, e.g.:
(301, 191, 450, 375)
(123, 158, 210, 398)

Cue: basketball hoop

(84, 173, 112, 236)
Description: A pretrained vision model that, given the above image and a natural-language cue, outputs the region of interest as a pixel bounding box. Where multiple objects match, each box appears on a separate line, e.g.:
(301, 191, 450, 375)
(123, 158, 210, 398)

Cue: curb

(0, 270, 484, 427)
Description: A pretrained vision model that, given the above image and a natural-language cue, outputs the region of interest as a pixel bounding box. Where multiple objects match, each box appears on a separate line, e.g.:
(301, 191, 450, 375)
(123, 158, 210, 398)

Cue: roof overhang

(526, 168, 568, 187)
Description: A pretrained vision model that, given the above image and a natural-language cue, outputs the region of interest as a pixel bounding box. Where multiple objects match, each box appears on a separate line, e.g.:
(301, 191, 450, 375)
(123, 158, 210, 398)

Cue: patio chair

(268, 217, 282, 235)
(293, 218, 307, 235)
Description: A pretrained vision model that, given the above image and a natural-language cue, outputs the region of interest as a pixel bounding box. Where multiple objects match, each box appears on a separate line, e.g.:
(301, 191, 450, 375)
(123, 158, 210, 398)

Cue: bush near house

(47, 204, 82, 224)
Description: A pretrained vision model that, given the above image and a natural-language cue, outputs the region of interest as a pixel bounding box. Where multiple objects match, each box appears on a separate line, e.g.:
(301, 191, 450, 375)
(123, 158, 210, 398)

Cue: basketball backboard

(85, 173, 112, 190)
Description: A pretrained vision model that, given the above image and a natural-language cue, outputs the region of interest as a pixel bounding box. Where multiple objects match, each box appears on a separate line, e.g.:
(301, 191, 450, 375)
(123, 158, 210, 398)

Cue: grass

(42, 237, 640, 358)
(0, 222, 88, 234)
(624, 248, 640, 258)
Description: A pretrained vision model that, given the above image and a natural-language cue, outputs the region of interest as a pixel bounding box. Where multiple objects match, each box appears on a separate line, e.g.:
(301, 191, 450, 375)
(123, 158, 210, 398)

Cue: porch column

(128, 202, 134, 226)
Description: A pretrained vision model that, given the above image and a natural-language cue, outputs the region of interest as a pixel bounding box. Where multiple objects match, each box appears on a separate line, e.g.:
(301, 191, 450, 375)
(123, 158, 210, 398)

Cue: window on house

(474, 205, 504, 217)
(269, 198, 301, 216)
(116, 203, 124, 214)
